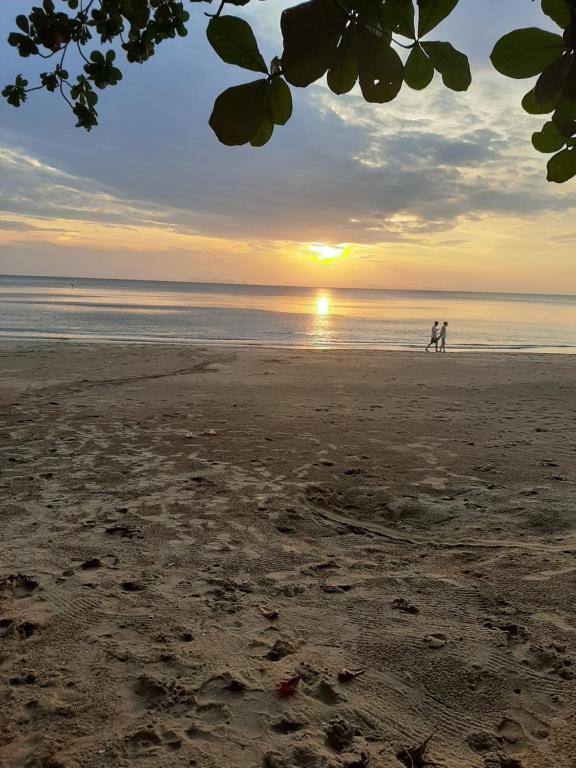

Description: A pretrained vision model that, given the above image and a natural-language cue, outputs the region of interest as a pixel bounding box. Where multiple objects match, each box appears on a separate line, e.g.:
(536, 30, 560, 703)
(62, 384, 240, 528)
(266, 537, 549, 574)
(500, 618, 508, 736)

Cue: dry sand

(1, 343, 575, 768)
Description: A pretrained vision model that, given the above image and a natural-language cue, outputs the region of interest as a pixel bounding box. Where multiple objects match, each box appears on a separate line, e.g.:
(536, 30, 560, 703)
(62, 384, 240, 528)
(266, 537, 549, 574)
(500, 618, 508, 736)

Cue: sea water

(1, 275, 575, 353)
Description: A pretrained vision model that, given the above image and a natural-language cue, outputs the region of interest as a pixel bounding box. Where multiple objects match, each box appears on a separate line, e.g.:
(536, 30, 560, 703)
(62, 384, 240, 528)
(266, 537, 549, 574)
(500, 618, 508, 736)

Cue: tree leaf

(421, 41, 470, 91)
(209, 78, 271, 145)
(490, 28, 565, 79)
(357, 25, 404, 103)
(534, 52, 572, 104)
(561, 57, 576, 100)
(541, 0, 571, 29)
(281, 0, 348, 87)
(532, 120, 565, 152)
(16, 15, 30, 34)
(269, 77, 292, 125)
(417, 0, 458, 38)
(207, 16, 267, 74)
(404, 43, 434, 90)
(546, 146, 576, 181)
(327, 23, 358, 95)
(521, 88, 556, 114)
(552, 97, 576, 137)
(379, 0, 415, 39)
(250, 117, 274, 146)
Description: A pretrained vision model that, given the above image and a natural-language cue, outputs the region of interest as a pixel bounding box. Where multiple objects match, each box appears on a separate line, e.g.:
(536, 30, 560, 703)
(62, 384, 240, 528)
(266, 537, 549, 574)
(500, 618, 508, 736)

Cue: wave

(0, 330, 574, 354)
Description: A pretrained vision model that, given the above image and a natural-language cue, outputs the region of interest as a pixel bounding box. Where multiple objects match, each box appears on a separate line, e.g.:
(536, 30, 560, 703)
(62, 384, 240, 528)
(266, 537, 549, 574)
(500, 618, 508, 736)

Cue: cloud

(0, 218, 38, 232)
(0, 147, 195, 230)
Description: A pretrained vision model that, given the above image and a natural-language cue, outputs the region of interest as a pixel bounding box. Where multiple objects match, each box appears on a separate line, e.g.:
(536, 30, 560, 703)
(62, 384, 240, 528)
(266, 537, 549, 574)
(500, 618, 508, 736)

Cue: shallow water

(1, 275, 575, 353)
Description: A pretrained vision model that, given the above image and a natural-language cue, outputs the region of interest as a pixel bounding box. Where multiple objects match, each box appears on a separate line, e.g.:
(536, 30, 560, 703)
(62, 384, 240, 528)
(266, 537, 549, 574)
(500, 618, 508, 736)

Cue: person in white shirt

(438, 321, 448, 352)
(426, 321, 439, 351)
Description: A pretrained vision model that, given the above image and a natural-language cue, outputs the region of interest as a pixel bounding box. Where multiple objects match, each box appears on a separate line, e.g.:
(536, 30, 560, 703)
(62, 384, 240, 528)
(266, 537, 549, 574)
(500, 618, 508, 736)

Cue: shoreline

(0, 336, 575, 355)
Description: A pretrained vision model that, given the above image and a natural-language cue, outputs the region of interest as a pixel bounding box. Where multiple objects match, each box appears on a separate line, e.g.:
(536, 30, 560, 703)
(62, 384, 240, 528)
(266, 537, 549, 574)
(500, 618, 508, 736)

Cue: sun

(307, 243, 349, 261)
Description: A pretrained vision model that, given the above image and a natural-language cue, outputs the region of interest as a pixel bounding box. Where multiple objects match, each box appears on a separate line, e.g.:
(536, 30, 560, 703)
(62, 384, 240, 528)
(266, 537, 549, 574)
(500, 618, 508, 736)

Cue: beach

(1, 342, 575, 768)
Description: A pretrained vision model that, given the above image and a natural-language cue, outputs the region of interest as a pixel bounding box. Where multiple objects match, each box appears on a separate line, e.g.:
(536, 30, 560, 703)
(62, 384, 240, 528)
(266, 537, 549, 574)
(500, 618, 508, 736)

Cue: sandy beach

(1, 343, 575, 768)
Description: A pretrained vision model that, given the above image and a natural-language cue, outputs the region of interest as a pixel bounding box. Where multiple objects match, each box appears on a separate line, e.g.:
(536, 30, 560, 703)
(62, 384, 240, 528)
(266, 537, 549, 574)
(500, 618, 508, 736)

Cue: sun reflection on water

(310, 293, 332, 346)
(316, 295, 330, 316)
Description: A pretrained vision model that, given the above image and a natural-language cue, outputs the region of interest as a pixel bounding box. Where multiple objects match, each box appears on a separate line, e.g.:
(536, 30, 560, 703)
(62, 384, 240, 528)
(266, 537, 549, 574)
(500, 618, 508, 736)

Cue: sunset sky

(1, 0, 575, 293)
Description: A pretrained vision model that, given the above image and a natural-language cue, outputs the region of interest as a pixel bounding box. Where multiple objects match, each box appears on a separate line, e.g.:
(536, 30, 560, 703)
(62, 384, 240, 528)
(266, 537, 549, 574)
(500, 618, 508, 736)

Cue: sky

(0, 0, 575, 293)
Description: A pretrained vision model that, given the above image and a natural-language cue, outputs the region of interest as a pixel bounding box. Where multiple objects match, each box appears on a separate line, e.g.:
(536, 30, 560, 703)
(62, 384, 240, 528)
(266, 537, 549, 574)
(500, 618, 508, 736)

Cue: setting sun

(307, 243, 349, 261)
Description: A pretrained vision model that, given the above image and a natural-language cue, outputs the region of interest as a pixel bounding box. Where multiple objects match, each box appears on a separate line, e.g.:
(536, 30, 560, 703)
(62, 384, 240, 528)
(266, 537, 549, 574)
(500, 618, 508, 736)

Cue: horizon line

(1, 273, 575, 300)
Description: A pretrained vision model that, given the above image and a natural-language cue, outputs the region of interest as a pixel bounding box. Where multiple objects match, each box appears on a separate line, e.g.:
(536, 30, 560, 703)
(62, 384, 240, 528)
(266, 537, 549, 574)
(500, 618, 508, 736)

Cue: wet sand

(1, 343, 575, 768)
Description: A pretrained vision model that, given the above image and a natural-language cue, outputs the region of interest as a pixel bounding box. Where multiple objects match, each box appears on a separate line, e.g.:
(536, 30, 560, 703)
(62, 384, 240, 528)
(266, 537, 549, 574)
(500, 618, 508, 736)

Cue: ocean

(1, 275, 575, 353)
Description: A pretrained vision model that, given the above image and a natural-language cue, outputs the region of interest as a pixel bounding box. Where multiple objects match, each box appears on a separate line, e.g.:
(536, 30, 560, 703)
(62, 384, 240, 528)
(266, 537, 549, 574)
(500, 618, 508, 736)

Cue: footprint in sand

(121, 725, 183, 757)
(130, 674, 195, 714)
(1, 574, 39, 598)
(104, 524, 141, 538)
(497, 717, 527, 748)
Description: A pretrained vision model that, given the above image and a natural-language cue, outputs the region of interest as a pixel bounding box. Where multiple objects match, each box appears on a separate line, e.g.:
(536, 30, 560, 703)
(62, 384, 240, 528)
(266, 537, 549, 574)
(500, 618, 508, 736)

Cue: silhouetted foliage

(3, 0, 576, 181)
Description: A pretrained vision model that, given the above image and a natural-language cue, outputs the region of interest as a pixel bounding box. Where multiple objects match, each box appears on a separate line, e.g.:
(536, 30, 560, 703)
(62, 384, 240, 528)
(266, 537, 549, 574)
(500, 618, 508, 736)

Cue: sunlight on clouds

(0, 140, 575, 292)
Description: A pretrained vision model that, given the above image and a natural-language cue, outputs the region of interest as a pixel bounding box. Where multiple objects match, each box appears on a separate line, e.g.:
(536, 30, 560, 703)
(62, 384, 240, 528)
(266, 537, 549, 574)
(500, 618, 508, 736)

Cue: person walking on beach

(438, 321, 448, 352)
(426, 321, 439, 351)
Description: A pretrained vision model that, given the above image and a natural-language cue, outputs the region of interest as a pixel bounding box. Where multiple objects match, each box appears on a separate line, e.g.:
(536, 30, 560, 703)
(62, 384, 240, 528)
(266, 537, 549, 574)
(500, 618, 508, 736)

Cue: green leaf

(327, 23, 358, 95)
(7, 32, 38, 57)
(534, 52, 572, 104)
(421, 41, 470, 91)
(521, 88, 556, 114)
(207, 16, 267, 74)
(562, 57, 576, 100)
(250, 117, 274, 147)
(7, 32, 25, 47)
(547, 146, 576, 181)
(269, 77, 292, 125)
(404, 43, 434, 90)
(2, 83, 27, 107)
(281, 0, 348, 87)
(86, 90, 98, 107)
(379, 0, 415, 39)
(357, 25, 403, 103)
(541, 0, 571, 29)
(16, 15, 30, 34)
(490, 28, 565, 79)
(532, 120, 565, 152)
(417, 0, 458, 38)
(209, 78, 271, 146)
(552, 97, 576, 137)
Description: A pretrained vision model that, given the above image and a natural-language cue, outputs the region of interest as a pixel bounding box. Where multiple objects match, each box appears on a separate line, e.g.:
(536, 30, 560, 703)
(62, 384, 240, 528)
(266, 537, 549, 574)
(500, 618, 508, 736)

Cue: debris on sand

(423, 633, 447, 649)
(259, 605, 279, 620)
(276, 674, 301, 697)
(338, 667, 367, 683)
(265, 639, 295, 661)
(396, 735, 433, 767)
(391, 597, 419, 615)
(324, 718, 357, 751)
